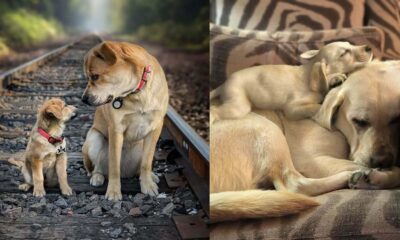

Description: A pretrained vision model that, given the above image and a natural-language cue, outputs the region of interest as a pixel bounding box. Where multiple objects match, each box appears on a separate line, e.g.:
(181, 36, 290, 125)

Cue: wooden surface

(0, 215, 180, 239)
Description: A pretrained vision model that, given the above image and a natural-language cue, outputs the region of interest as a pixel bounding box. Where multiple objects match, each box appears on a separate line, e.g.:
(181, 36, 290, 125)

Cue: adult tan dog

(210, 42, 373, 123)
(14, 98, 76, 197)
(210, 61, 400, 222)
(81, 41, 169, 200)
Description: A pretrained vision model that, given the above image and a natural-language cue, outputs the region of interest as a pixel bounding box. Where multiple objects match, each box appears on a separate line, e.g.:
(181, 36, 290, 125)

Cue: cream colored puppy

(211, 42, 372, 123)
(16, 98, 76, 197)
(211, 61, 400, 222)
(81, 41, 169, 201)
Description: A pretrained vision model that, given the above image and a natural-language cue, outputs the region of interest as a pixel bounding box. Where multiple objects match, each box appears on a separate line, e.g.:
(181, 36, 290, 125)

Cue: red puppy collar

(134, 65, 151, 93)
(38, 128, 64, 144)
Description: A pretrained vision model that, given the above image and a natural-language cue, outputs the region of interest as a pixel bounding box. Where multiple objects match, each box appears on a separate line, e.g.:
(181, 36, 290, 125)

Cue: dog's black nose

(370, 153, 393, 169)
(365, 46, 372, 52)
(82, 95, 89, 104)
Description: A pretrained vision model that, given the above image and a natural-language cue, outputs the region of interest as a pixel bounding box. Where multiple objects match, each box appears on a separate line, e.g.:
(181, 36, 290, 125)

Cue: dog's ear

(95, 42, 117, 65)
(313, 87, 344, 130)
(300, 49, 319, 60)
(309, 59, 328, 93)
(45, 105, 63, 120)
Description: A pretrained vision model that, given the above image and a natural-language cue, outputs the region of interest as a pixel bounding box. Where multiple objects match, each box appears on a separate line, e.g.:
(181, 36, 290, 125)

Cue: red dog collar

(112, 66, 152, 109)
(134, 65, 151, 93)
(38, 128, 64, 144)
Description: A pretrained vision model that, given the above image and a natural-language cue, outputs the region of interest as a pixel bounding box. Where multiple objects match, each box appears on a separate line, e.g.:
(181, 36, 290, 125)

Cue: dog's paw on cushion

(348, 169, 382, 190)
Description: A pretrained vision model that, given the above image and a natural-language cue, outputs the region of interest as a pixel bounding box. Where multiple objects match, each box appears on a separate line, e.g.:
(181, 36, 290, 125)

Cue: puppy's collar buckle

(38, 128, 64, 144)
(112, 66, 152, 110)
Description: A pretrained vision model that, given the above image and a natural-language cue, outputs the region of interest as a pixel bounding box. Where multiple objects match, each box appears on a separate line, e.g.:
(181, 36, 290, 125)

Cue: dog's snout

(370, 153, 393, 169)
(365, 46, 372, 52)
(82, 94, 89, 104)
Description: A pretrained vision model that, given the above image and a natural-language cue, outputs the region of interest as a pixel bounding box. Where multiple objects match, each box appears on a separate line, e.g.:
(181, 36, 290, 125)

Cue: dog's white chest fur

(124, 110, 158, 141)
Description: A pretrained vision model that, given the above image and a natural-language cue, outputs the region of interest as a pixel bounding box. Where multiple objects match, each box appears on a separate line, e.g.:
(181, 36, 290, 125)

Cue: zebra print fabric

(211, 0, 365, 31)
(210, 24, 384, 88)
(366, 0, 400, 59)
(211, 189, 400, 239)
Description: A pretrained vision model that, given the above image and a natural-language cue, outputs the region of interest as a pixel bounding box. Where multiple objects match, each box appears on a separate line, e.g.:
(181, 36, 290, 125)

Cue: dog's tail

(210, 85, 222, 100)
(210, 190, 319, 222)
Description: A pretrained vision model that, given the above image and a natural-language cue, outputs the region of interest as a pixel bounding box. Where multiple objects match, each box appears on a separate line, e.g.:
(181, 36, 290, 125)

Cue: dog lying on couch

(210, 61, 400, 222)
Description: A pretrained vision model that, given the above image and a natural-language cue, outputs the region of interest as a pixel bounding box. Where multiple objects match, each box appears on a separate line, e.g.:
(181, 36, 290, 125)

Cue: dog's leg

(56, 154, 72, 195)
(105, 128, 123, 201)
(349, 167, 400, 189)
(284, 93, 323, 120)
(31, 157, 45, 197)
(140, 124, 162, 196)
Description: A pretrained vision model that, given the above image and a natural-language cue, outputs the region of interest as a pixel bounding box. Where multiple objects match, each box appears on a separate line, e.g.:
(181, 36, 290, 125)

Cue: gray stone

(74, 207, 88, 214)
(128, 207, 142, 217)
(100, 221, 112, 227)
(91, 206, 102, 217)
(139, 205, 152, 214)
(54, 197, 68, 208)
(161, 203, 175, 216)
(184, 200, 195, 209)
(133, 193, 146, 205)
(122, 201, 133, 211)
(112, 201, 122, 210)
(32, 223, 42, 230)
(123, 223, 137, 234)
(3, 197, 18, 205)
(29, 202, 46, 213)
(109, 228, 122, 238)
(84, 202, 99, 211)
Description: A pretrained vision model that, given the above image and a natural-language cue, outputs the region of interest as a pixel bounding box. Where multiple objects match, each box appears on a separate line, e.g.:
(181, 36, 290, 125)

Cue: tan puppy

(210, 42, 373, 123)
(17, 98, 76, 197)
(81, 41, 169, 200)
(210, 61, 400, 222)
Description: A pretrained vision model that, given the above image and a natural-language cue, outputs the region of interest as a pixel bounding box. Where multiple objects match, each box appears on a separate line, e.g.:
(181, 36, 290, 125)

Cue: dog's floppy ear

(95, 42, 117, 65)
(45, 105, 63, 120)
(309, 59, 328, 93)
(300, 49, 319, 60)
(313, 87, 344, 130)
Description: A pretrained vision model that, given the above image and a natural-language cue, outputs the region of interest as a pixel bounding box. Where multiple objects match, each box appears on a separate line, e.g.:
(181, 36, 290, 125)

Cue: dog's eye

(352, 118, 369, 128)
(389, 115, 400, 125)
(340, 50, 351, 57)
(90, 74, 99, 81)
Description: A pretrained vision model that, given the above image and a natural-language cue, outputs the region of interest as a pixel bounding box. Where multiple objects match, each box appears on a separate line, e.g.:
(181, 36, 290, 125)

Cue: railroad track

(0, 35, 209, 239)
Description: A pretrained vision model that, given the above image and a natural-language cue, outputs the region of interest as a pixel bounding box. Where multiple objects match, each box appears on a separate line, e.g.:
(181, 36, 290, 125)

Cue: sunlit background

(0, 0, 208, 69)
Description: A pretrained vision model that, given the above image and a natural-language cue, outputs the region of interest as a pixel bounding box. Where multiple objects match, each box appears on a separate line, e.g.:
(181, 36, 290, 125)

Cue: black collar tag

(112, 97, 123, 109)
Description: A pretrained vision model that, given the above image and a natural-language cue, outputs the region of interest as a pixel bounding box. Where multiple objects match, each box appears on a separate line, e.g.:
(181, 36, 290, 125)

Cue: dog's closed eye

(352, 118, 369, 128)
(340, 49, 351, 57)
(389, 115, 400, 125)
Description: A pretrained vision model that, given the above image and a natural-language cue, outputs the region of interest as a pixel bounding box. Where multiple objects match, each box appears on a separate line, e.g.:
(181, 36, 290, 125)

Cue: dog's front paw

(105, 187, 122, 201)
(329, 73, 347, 89)
(61, 185, 73, 196)
(33, 187, 46, 197)
(19, 183, 32, 191)
(349, 169, 379, 190)
(90, 173, 105, 187)
(140, 176, 159, 196)
(152, 173, 160, 183)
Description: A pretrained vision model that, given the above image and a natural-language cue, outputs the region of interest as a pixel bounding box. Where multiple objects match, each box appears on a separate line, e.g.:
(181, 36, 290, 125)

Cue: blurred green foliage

(123, 0, 208, 50)
(1, 9, 62, 47)
(0, 0, 208, 52)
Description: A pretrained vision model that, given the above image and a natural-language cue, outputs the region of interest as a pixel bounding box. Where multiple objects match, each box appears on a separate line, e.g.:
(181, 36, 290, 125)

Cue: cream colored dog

(211, 61, 400, 222)
(81, 41, 169, 200)
(210, 42, 373, 123)
(15, 98, 76, 197)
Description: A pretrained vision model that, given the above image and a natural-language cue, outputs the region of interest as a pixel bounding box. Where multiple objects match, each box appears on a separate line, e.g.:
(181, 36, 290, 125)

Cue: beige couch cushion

(211, 189, 400, 239)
